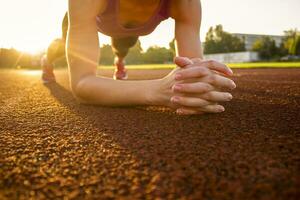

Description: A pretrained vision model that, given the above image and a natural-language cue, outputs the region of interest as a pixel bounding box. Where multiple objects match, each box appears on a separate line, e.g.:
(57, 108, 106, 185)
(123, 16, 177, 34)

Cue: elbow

(70, 76, 93, 104)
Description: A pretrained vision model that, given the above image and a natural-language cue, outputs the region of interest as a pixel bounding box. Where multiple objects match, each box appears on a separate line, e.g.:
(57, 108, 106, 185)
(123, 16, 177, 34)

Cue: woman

(42, 0, 236, 115)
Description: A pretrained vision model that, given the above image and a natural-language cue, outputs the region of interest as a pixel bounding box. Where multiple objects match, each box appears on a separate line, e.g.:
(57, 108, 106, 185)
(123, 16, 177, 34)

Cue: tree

(252, 37, 279, 60)
(126, 39, 143, 64)
(204, 25, 245, 54)
(0, 48, 38, 68)
(292, 35, 300, 56)
(283, 29, 300, 56)
(143, 46, 174, 64)
(277, 42, 288, 57)
(169, 38, 176, 55)
(99, 44, 114, 65)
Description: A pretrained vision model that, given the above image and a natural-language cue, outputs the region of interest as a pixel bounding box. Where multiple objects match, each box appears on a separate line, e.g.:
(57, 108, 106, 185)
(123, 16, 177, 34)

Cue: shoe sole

(42, 78, 56, 84)
(113, 75, 128, 80)
(113, 73, 128, 80)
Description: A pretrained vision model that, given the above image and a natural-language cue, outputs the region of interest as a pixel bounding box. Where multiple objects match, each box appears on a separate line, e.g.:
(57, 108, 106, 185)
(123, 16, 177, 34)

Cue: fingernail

(219, 106, 225, 112)
(174, 84, 182, 91)
(175, 74, 182, 80)
(171, 96, 180, 103)
(228, 94, 233, 100)
(231, 81, 236, 89)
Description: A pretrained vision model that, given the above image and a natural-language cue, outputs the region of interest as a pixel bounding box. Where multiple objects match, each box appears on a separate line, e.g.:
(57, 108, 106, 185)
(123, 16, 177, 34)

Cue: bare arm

(66, 0, 234, 114)
(168, 0, 236, 115)
(171, 0, 232, 76)
(171, 0, 203, 58)
(67, 0, 162, 106)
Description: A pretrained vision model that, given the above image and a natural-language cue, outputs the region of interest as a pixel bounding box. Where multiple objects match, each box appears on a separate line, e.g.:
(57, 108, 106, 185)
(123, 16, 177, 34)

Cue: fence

(204, 51, 259, 63)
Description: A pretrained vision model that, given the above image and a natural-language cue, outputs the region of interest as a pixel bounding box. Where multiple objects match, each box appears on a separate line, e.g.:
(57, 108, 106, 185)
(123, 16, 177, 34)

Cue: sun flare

(13, 35, 58, 54)
(20, 70, 41, 76)
(17, 44, 44, 55)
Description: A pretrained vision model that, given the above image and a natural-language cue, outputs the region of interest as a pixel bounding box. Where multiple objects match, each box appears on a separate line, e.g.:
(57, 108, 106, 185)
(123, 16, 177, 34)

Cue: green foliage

(252, 29, 300, 60)
(99, 44, 114, 65)
(126, 40, 143, 64)
(252, 37, 279, 60)
(289, 35, 300, 56)
(143, 46, 174, 64)
(99, 39, 174, 65)
(277, 42, 289, 57)
(0, 48, 41, 68)
(98, 62, 300, 70)
(283, 29, 300, 56)
(0, 38, 176, 68)
(228, 62, 300, 68)
(294, 36, 300, 55)
(169, 38, 176, 55)
(204, 25, 245, 54)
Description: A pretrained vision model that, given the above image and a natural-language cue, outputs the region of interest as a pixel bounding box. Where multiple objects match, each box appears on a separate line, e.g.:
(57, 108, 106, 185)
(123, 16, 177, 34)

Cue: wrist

(145, 79, 167, 106)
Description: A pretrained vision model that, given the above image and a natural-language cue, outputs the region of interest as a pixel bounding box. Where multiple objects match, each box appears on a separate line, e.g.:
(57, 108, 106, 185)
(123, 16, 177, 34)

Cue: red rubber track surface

(0, 68, 299, 199)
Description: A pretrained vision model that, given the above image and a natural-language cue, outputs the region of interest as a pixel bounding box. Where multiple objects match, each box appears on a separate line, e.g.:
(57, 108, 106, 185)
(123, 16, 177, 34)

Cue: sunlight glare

(15, 40, 47, 54)
(20, 70, 41, 76)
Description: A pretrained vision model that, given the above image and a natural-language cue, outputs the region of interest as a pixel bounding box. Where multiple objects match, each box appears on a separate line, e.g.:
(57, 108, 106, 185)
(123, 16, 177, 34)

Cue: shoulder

(68, 0, 107, 20)
(169, 0, 201, 22)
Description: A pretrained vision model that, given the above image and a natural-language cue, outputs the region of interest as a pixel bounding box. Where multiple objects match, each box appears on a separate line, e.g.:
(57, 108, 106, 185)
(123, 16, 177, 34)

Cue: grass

(98, 62, 300, 70)
(13, 62, 300, 70)
(99, 64, 175, 70)
(228, 62, 300, 68)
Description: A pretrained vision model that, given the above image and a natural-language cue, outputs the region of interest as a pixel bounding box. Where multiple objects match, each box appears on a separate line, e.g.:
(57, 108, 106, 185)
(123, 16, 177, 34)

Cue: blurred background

(0, 0, 300, 69)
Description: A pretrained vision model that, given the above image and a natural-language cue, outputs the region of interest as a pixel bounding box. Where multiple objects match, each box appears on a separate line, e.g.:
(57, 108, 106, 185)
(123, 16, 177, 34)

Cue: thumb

(174, 56, 193, 68)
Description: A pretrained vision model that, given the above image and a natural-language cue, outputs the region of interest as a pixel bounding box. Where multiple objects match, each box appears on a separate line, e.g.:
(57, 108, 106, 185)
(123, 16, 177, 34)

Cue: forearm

(66, 0, 166, 107)
(67, 23, 99, 90)
(66, 23, 162, 107)
(75, 75, 162, 106)
(175, 24, 203, 59)
(173, 0, 203, 59)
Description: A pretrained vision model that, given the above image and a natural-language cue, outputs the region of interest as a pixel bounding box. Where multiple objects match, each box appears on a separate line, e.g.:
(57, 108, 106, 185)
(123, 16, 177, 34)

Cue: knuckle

(179, 84, 187, 92)
(202, 67, 210, 74)
(207, 59, 215, 66)
(208, 75, 217, 84)
(178, 71, 186, 78)
(178, 97, 187, 105)
(199, 83, 210, 92)
(206, 92, 214, 99)
(208, 60, 218, 66)
(196, 67, 205, 75)
(195, 58, 202, 63)
(198, 99, 208, 106)
(191, 58, 202, 63)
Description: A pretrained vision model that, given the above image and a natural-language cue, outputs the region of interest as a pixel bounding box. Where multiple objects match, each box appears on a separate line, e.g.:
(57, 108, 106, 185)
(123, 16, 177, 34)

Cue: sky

(0, 0, 299, 54)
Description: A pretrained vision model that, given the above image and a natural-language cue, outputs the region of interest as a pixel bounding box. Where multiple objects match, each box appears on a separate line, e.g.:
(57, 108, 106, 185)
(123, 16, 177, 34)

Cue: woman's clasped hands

(157, 57, 236, 115)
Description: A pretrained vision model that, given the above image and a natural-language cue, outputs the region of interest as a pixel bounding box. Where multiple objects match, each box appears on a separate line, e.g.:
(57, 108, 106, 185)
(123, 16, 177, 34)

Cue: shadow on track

(43, 81, 300, 198)
(43, 81, 300, 166)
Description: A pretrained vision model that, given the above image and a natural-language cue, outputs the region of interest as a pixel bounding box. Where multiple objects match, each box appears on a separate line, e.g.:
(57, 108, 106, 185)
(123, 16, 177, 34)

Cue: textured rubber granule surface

(0, 68, 299, 200)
